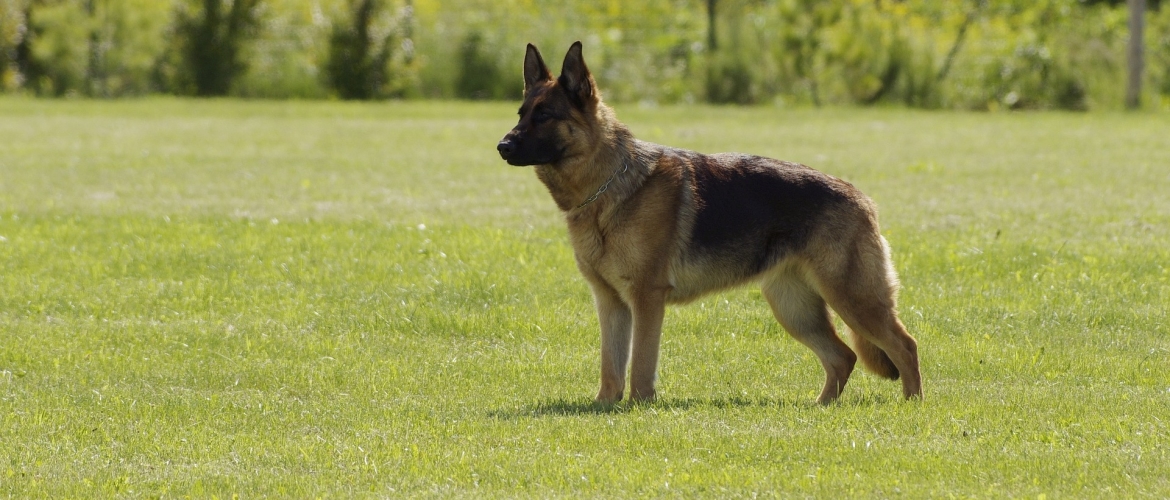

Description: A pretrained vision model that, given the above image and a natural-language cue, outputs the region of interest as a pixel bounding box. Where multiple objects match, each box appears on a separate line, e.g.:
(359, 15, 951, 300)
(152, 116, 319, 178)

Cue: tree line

(0, 0, 1167, 110)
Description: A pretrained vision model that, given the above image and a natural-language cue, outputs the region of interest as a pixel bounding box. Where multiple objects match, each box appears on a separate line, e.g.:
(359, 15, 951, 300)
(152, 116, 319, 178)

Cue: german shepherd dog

(497, 42, 921, 404)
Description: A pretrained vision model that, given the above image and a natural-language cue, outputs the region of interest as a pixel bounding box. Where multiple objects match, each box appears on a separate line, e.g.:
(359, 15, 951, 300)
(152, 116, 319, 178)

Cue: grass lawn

(1, 97, 1168, 497)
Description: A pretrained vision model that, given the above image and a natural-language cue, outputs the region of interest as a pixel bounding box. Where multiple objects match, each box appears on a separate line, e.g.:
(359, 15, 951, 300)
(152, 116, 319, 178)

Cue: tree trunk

(937, 0, 985, 84)
(706, 0, 717, 52)
(402, 0, 414, 63)
(1126, 0, 1145, 110)
(86, 0, 106, 97)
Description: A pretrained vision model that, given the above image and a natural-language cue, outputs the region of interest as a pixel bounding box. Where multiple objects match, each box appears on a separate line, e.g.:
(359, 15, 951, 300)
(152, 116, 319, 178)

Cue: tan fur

(499, 43, 922, 404)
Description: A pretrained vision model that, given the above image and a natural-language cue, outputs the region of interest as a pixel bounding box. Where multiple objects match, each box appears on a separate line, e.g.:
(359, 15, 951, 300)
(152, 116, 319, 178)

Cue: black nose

(497, 139, 515, 159)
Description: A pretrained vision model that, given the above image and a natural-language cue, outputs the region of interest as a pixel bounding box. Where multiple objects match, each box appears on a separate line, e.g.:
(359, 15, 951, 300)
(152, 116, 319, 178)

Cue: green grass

(1, 97, 1168, 497)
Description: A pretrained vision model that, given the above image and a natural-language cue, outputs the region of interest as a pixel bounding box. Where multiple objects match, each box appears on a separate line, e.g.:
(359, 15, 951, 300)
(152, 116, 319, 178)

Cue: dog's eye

(534, 110, 553, 123)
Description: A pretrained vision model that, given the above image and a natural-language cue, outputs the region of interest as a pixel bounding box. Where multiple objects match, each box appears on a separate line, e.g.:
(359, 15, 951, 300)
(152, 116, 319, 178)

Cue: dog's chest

(566, 210, 680, 292)
(566, 222, 628, 282)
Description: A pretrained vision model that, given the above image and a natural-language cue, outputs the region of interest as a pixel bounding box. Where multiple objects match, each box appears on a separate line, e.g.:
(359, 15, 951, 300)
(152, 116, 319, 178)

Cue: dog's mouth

(499, 149, 534, 166)
(498, 147, 563, 167)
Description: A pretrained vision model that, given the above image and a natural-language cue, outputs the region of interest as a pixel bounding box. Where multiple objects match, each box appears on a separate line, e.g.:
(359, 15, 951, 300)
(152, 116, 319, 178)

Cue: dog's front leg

(592, 284, 632, 404)
(628, 286, 669, 402)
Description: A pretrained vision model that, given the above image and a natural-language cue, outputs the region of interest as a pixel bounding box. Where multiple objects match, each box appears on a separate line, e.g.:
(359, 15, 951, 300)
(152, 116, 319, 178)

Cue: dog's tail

(846, 328, 900, 380)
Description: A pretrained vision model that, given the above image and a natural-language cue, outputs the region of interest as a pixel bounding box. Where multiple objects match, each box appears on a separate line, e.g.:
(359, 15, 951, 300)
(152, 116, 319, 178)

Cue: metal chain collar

(574, 162, 629, 210)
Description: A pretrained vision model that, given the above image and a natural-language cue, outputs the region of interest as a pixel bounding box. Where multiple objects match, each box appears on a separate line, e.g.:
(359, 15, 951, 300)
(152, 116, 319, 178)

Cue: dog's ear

(558, 41, 596, 107)
(523, 44, 552, 93)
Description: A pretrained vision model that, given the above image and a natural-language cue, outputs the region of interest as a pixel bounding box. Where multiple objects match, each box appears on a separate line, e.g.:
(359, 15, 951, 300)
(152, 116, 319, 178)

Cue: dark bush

(12, 4, 79, 97)
(705, 53, 757, 104)
(455, 30, 517, 100)
(173, 0, 262, 96)
(326, 0, 395, 100)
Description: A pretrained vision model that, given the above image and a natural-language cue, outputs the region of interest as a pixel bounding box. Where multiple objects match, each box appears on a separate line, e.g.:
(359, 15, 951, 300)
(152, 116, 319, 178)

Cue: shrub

(705, 50, 758, 104)
(172, 0, 263, 96)
(454, 30, 517, 100)
(1149, 6, 1170, 104)
(326, 0, 395, 100)
(13, 1, 86, 97)
(0, 0, 1165, 108)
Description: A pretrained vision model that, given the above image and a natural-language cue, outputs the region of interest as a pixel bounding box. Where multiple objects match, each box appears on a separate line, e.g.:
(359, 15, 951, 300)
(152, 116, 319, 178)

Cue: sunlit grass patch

(1, 98, 1167, 497)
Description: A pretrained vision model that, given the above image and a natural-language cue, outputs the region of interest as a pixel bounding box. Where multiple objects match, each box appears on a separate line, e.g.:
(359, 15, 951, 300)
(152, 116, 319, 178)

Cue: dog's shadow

(489, 393, 897, 419)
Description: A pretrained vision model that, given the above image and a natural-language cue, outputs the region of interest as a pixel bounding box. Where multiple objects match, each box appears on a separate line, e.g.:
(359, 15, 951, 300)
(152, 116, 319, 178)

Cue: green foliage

(705, 50, 757, 104)
(15, 0, 87, 96)
(2, 0, 1170, 108)
(172, 0, 263, 96)
(454, 30, 517, 100)
(0, 0, 169, 97)
(704, 4, 764, 105)
(228, 0, 330, 98)
(940, 1, 1124, 110)
(832, 3, 939, 107)
(1081, 0, 1163, 7)
(0, 2, 15, 90)
(326, 0, 395, 99)
(88, 0, 172, 96)
(1151, 6, 1170, 102)
(693, 0, 1139, 110)
(1, 99, 1169, 495)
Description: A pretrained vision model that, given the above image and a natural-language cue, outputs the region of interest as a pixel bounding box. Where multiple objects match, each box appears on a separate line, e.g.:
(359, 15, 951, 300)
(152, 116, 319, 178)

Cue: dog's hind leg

(762, 270, 857, 404)
(831, 300, 920, 400)
(591, 283, 632, 403)
(817, 239, 922, 400)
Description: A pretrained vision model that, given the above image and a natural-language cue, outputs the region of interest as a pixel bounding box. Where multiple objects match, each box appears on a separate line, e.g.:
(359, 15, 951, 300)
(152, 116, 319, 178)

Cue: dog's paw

(595, 390, 623, 405)
(629, 387, 656, 403)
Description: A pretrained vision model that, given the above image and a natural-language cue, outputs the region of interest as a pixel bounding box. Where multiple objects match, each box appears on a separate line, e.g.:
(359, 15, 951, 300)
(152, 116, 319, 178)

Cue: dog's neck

(535, 106, 641, 213)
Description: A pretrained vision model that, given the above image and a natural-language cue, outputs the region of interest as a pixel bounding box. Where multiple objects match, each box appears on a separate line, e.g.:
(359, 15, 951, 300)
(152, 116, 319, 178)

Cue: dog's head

(497, 42, 599, 166)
